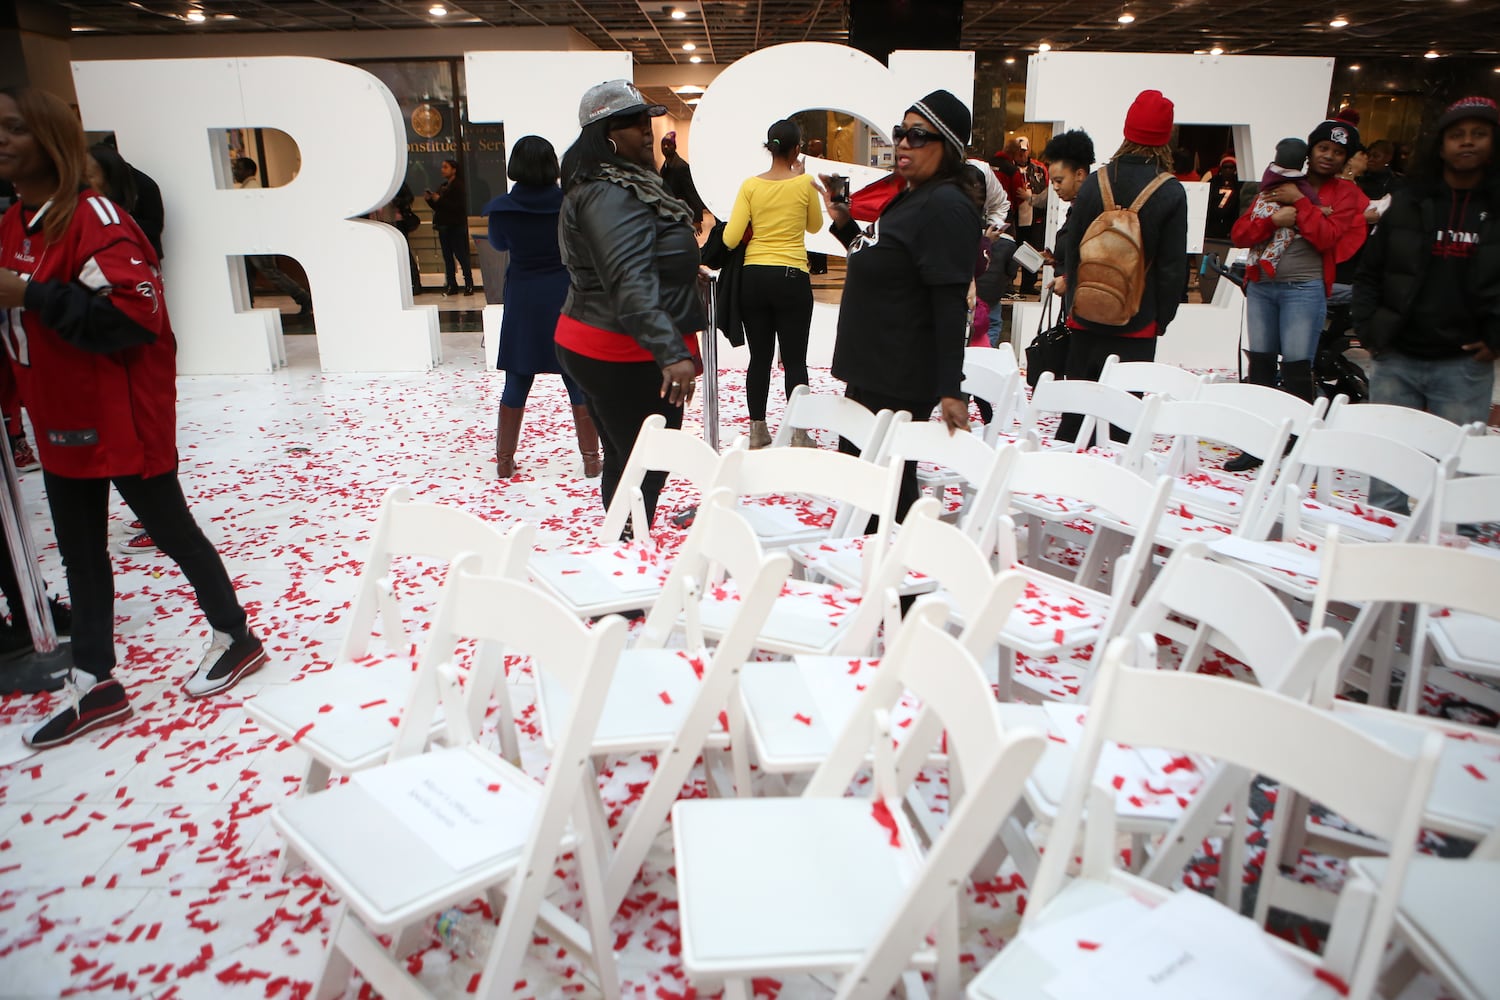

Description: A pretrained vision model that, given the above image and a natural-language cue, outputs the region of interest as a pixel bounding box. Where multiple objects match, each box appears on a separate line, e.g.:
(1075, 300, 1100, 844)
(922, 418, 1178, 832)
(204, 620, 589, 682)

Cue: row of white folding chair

(967, 636, 1443, 1000)
(767, 384, 897, 458)
(1098, 353, 1211, 402)
(962, 346, 1026, 446)
(1457, 432, 1500, 475)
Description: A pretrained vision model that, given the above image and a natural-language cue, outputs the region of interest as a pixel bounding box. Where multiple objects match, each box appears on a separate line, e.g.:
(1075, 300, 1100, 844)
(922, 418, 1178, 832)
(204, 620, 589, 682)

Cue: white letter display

(690, 43, 975, 257)
(464, 50, 634, 163)
(72, 57, 440, 374)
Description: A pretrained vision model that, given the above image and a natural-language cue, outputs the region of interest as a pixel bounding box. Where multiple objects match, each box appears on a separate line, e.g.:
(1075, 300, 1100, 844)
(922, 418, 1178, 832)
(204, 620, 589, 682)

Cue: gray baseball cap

(578, 79, 668, 128)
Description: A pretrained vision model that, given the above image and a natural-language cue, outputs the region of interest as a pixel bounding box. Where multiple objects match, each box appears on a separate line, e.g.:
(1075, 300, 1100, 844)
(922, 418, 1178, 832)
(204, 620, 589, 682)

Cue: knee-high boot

(496, 405, 524, 479)
(1279, 359, 1317, 404)
(1224, 351, 1281, 472)
(572, 405, 602, 479)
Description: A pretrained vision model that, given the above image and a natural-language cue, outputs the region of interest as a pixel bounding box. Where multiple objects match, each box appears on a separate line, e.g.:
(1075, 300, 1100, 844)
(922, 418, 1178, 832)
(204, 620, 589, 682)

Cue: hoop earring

(607, 137, 618, 154)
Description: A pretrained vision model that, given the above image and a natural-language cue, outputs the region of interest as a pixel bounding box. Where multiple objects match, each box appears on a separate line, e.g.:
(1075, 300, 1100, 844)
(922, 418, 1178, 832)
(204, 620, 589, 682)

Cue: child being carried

(1244, 138, 1320, 280)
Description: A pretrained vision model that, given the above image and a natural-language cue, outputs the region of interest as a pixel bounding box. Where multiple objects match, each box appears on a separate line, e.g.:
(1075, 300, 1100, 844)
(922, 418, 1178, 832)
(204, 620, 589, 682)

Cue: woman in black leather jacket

(555, 80, 703, 527)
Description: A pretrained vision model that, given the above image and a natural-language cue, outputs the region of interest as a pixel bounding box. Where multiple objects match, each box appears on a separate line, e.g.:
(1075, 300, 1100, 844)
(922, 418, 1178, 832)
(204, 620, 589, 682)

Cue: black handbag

(700, 220, 747, 348)
(1024, 289, 1070, 388)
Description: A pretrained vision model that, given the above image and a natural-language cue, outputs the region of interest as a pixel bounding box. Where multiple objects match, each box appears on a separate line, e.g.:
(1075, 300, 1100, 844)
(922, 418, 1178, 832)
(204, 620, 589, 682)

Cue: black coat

(1057, 156, 1188, 337)
(559, 176, 703, 368)
(1352, 170, 1500, 355)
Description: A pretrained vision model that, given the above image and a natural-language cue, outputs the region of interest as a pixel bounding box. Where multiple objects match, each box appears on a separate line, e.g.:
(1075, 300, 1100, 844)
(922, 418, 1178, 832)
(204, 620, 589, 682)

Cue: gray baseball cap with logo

(578, 79, 668, 128)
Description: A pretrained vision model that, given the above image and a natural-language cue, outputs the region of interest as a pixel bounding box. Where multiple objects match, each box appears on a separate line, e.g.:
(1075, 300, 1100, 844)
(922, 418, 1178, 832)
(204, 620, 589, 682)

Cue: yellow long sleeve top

(723, 174, 823, 271)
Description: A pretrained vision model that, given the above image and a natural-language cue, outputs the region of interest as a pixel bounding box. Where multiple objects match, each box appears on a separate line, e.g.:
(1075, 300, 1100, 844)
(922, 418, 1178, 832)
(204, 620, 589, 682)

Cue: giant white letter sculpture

(690, 43, 975, 258)
(72, 57, 440, 374)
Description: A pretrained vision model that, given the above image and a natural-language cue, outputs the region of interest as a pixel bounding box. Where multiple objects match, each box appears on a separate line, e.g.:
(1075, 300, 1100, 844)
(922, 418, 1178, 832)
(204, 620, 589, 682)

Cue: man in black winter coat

(1354, 96, 1499, 512)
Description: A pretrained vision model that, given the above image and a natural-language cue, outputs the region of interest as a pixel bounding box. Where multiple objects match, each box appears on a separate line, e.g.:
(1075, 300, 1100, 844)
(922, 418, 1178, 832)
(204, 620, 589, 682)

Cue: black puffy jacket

(559, 176, 703, 369)
(1352, 171, 1500, 356)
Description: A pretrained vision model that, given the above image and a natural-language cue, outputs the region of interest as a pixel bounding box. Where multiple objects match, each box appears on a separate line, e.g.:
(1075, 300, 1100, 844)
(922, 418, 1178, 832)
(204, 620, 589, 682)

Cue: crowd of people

(0, 69, 1495, 750)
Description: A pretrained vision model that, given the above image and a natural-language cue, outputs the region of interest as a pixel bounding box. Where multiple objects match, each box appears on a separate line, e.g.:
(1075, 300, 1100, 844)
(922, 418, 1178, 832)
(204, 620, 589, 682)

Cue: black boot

(1224, 351, 1279, 472)
(1279, 359, 1317, 404)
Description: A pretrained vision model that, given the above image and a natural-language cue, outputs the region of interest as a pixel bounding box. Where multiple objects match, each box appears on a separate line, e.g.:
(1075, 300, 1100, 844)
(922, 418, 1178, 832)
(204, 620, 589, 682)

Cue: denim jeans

(1246, 280, 1326, 363)
(1368, 351, 1496, 512)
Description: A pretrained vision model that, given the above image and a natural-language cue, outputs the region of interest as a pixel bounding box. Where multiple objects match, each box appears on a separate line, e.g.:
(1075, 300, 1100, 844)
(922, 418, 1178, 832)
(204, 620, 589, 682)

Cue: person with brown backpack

(1053, 89, 1189, 442)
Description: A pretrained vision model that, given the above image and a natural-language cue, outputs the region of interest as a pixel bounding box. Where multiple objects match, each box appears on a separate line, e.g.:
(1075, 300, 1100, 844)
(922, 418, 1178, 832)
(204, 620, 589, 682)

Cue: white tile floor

(0, 332, 1465, 998)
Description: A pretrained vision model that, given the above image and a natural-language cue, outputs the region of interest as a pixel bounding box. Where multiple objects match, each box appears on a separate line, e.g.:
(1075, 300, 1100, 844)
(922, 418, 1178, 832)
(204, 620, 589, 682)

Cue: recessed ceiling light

(1004, 56, 1016, 64)
(686, 97, 701, 105)
(1117, 11, 1135, 23)
(1348, 63, 1361, 70)
(1329, 16, 1349, 28)
(214, 12, 237, 19)
(672, 84, 705, 94)
(1210, 46, 1224, 55)
(1037, 42, 1052, 52)
(670, 7, 687, 19)
(429, 4, 448, 15)
(1424, 49, 1441, 59)
(185, 9, 206, 21)
(689, 55, 702, 63)
(682, 41, 696, 51)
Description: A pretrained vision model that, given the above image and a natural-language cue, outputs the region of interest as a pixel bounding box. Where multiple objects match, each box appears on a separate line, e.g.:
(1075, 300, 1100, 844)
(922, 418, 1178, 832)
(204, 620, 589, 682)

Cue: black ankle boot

(1224, 351, 1280, 471)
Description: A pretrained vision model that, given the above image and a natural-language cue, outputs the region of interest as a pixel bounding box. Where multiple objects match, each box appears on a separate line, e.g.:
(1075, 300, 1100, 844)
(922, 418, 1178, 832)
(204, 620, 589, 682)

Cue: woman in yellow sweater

(724, 119, 824, 447)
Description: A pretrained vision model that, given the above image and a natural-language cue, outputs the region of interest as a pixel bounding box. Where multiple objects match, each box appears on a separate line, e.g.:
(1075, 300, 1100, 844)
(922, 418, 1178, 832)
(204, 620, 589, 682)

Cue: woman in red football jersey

(0, 87, 265, 749)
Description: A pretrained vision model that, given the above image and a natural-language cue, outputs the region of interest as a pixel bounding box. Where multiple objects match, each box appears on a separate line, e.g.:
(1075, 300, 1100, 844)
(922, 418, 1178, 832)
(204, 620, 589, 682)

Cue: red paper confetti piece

(870, 799, 901, 847)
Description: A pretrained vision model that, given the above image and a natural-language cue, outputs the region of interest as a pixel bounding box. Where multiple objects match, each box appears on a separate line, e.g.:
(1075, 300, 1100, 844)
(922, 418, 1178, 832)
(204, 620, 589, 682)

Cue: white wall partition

(464, 50, 634, 167)
(690, 43, 975, 258)
(72, 57, 441, 374)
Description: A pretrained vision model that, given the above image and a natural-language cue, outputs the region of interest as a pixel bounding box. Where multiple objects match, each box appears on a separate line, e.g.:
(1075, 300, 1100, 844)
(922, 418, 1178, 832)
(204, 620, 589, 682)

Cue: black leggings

(740, 265, 813, 421)
(556, 346, 684, 528)
(43, 469, 247, 680)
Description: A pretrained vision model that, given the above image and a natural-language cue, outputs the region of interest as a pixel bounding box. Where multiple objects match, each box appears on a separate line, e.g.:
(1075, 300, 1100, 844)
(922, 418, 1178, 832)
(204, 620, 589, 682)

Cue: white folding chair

(527, 491, 793, 907)
(272, 558, 629, 1000)
(738, 498, 1028, 780)
(1345, 830, 1500, 1000)
(1196, 380, 1332, 436)
(768, 385, 897, 456)
(963, 346, 1026, 445)
(1098, 353, 1209, 400)
(991, 448, 1171, 701)
(1432, 469, 1500, 540)
(674, 602, 1047, 1000)
(998, 544, 1342, 899)
(795, 424, 1009, 591)
(967, 637, 1442, 1000)
(1326, 402, 1480, 463)
(247, 486, 533, 797)
(1120, 399, 1292, 547)
(1208, 425, 1441, 603)
(1020, 371, 1161, 464)
(1456, 432, 1500, 476)
(528, 414, 740, 619)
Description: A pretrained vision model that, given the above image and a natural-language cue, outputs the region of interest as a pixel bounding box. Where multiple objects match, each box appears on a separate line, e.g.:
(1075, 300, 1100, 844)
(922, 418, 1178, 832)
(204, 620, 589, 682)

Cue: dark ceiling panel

(54, 1, 1498, 63)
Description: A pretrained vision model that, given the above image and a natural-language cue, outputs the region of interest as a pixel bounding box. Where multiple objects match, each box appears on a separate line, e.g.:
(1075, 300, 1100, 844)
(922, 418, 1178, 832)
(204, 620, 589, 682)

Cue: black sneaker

(23, 671, 133, 749)
(183, 629, 267, 699)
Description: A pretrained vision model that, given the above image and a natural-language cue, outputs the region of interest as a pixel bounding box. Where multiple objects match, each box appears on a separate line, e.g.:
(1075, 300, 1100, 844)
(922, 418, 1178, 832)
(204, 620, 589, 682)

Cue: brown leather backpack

(1071, 166, 1173, 327)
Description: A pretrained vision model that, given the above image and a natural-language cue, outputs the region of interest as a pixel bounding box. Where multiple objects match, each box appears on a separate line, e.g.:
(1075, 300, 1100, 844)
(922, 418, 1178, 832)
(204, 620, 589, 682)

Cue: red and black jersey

(0, 190, 178, 479)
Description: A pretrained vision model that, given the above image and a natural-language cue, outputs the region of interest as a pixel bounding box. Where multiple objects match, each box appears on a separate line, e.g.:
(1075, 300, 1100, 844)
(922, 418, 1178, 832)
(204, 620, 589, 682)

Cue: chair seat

(1297, 497, 1403, 542)
(735, 496, 837, 550)
(536, 648, 727, 755)
(247, 652, 442, 772)
(272, 745, 552, 932)
(788, 534, 933, 595)
(1169, 470, 1251, 523)
(1349, 856, 1500, 1000)
(1206, 537, 1322, 598)
(967, 878, 1342, 1000)
(1153, 504, 1236, 548)
(738, 657, 926, 773)
(699, 581, 861, 656)
(1330, 706, 1500, 840)
(999, 574, 1111, 657)
(1429, 610, 1500, 674)
(673, 796, 923, 977)
(529, 543, 673, 617)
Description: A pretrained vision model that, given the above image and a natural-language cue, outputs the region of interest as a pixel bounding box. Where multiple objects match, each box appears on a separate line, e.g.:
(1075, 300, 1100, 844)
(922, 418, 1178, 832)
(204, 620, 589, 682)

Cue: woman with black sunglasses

(818, 89, 983, 520)
(555, 80, 703, 529)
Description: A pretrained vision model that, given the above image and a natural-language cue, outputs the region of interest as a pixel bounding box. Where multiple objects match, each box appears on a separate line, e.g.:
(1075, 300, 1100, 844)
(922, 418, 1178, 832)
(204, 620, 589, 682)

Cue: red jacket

(1231, 175, 1370, 293)
(0, 190, 178, 479)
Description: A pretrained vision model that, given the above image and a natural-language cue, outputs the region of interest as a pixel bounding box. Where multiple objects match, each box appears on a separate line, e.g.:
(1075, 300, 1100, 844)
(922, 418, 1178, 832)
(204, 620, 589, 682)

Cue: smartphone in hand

(828, 174, 850, 204)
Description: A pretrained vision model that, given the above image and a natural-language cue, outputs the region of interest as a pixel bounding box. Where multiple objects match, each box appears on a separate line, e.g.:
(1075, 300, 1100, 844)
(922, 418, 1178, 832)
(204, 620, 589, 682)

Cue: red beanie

(1334, 106, 1361, 126)
(1123, 89, 1174, 146)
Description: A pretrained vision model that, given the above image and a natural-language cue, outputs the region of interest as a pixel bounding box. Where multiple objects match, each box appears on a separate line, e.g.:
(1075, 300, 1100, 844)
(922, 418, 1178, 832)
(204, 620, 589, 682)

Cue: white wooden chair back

(600, 413, 730, 544)
(338, 485, 530, 662)
(1326, 402, 1479, 462)
(1022, 372, 1159, 454)
(963, 346, 1025, 439)
(805, 603, 1047, 1000)
(1196, 380, 1330, 436)
(1268, 425, 1440, 542)
(887, 421, 1010, 536)
(1432, 471, 1500, 534)
(1098, 354, 1209, 400)
(1028, 637, 1442, 1000)
(771, 385, 895, 458)
(1456, 432, 1500, 475)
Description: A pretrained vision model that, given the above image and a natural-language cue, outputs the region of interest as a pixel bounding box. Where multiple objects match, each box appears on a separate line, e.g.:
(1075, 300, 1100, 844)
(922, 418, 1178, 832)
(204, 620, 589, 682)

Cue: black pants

(837, 384, 935, 523)
(43, 469, 247, 680)
(741, 265, 813, 421)
(1055, 332, 1156, 444)
(435, 224, 473, 288)
(556, 346, 684, 527)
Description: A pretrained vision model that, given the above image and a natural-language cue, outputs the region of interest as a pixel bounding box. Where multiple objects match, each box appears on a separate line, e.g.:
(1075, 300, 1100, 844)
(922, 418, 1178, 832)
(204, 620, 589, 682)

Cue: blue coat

(483, 183, 569, 374)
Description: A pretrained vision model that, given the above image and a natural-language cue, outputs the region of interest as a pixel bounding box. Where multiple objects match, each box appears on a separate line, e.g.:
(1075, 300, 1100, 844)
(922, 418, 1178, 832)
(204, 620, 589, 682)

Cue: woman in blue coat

(483, 136, 600, 479)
